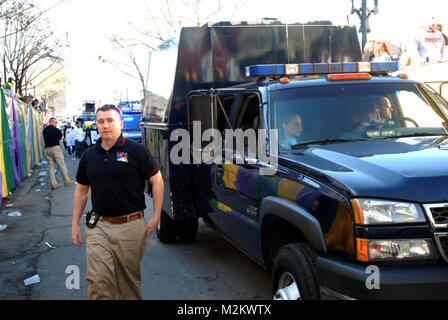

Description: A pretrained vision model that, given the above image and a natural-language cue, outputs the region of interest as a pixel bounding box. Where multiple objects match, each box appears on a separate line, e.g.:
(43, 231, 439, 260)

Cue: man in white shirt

(408, 19, 447, 64)
(73, 121, 85, 159)
(64, 121, 74, 155)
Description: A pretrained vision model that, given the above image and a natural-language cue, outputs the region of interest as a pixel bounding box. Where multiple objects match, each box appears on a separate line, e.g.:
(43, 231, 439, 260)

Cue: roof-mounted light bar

(245, 61, 400, 78)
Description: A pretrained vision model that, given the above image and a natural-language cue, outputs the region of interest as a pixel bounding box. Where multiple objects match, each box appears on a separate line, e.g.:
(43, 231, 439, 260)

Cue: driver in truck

(373, 96, 393, 122)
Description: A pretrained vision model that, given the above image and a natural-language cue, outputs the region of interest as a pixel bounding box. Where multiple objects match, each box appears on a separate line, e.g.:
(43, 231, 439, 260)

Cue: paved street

(0, 145, 271, 300)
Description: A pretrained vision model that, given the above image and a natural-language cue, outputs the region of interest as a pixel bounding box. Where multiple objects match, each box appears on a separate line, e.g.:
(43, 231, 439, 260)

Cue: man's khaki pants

(44, 146, 70, 186)
(85, 215, 147, 300)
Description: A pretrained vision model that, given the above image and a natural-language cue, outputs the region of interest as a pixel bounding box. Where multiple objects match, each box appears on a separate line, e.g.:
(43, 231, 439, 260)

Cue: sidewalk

(0, 145, 87, 299)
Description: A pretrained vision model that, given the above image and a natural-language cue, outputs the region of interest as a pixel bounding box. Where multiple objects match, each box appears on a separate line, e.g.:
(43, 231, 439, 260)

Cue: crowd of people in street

(41, 116, 102, 191)
(61, 120, 100, 159)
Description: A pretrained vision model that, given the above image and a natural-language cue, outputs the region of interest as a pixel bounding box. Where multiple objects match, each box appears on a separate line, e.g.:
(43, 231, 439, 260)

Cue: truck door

(212, 91, 265, 261)
(186, 92, 218, 223)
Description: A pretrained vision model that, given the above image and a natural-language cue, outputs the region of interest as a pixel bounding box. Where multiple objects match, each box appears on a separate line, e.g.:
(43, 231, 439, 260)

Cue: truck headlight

(357, 238, 435, 261)
(351, 199, 426, 225)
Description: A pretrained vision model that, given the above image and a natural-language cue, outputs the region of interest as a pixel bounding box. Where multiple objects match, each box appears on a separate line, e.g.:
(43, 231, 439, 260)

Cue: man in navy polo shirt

(71, 104, 163, 300)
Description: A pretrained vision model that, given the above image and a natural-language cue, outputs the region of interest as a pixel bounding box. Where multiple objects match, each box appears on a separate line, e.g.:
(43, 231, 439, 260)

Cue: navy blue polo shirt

(76, 135, 159, 217)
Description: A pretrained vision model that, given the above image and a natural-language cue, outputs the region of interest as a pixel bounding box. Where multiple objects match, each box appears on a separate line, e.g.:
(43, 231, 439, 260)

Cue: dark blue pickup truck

(142, 23, 448, 300)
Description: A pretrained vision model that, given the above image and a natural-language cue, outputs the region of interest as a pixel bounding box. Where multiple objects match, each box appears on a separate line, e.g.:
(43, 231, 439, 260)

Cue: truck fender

(259, 196, 327, 253)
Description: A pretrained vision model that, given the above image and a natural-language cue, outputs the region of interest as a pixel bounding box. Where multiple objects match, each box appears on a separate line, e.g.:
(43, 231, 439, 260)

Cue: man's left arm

(145, 171, 164, 239)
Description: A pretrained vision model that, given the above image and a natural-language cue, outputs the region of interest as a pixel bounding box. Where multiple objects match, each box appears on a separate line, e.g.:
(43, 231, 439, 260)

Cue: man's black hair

(96, 104, 122, 119)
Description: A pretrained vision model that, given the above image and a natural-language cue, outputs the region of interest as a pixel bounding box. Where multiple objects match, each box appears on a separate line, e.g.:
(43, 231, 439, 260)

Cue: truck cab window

(216, 94, 235, 133)
(234, 94, 260, 131)
(231, 93, 261, 157)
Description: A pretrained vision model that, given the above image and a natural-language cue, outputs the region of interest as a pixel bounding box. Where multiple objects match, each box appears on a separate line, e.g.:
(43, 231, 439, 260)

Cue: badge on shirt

(117, 152, 128, 163)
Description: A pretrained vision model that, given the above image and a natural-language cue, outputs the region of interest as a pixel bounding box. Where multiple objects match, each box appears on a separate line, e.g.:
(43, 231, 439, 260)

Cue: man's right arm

(71, 183, 90, 246)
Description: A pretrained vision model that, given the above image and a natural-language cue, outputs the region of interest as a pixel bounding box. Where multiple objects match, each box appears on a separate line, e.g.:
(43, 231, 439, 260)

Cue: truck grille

(423, 203, 448, 228)
(435, 234, 448, 263)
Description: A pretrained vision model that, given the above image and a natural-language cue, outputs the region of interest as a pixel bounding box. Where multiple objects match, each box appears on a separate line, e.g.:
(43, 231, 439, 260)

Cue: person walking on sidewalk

(66, 127, 76, 157)
(71, 104, 164, 300)
(42, 118, 75, 190)
(63, 121, 74, 155)
(73, 121, 85, 159)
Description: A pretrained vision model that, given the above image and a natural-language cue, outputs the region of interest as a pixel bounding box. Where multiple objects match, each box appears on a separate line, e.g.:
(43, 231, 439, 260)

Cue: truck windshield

(271, 82, 448, 150)
(80, 114, 95, 121)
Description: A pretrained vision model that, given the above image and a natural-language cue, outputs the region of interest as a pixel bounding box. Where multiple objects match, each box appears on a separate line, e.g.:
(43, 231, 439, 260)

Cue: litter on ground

(7, 211, 22, 217)
(24, 274, 40, 286)
(45, 242, 56, 249)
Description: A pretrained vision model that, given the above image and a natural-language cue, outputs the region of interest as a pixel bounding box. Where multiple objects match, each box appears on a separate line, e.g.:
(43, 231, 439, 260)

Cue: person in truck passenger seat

(279, 113, 303, 150)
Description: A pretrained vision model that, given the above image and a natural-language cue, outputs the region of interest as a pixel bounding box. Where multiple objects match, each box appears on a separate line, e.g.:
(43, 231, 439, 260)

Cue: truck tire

(272, 243, 320, 300)
(177, 218, 198, 241)
(157, 210, 177, 243)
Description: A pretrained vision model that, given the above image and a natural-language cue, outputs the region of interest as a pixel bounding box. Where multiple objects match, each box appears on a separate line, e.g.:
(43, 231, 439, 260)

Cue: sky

(39, 0, 448, 116)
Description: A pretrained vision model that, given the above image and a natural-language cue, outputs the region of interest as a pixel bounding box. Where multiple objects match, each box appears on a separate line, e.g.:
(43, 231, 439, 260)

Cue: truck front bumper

(317, 256, 448, 300)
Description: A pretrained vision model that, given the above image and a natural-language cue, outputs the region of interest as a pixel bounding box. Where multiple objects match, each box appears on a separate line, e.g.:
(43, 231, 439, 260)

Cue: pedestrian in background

(73, 121, 85, 159)
(90, 123, 100, 145)
(63, 121, 74, 154)
(71, 104, 164, 300)
(66, 128, 76, 157)
(32, 99, 41, 110)
(86, 123, 100, 147)
(407, 18, 447, 64)
(372, 41, 392, 62)
(42, 118, 75, 190)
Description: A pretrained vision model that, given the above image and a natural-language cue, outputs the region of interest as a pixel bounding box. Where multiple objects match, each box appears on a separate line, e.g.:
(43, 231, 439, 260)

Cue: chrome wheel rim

(273, 272, 301, 300)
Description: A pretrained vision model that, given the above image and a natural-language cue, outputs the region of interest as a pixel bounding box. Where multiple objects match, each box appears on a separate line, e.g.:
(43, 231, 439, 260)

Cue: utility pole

(351, 0, 379, 50)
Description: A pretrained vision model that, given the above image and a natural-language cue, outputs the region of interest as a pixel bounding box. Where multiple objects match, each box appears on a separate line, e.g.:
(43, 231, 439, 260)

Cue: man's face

(282, 115, 303, 138)
(50, 119, 58, 127)
(373, 98, 392, 121)
(96, 109, 123, 141)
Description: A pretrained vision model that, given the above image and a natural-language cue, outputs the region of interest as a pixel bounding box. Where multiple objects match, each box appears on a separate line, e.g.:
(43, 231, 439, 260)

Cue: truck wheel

(177, 218, 198, 241)
(272, 243, 320, 300)
(156, 211, 177, 243)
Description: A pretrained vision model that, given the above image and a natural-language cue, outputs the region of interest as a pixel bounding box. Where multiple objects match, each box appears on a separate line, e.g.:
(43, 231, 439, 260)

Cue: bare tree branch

(108, 0, 247, 98)
(1, 0, 64, 96)
(29, 64, 64, 88)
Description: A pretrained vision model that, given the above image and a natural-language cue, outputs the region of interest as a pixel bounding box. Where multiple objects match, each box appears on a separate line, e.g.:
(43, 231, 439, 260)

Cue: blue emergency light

(245, 61, 400, 78)
(123, 116, 134, 122)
